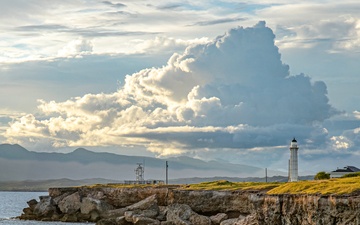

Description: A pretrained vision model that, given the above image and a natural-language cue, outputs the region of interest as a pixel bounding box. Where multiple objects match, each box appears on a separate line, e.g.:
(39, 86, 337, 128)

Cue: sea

(0, 191, 94, 225)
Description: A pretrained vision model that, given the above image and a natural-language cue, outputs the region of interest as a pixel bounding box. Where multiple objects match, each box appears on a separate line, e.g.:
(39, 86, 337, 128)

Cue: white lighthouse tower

(289, 138, 299, 182)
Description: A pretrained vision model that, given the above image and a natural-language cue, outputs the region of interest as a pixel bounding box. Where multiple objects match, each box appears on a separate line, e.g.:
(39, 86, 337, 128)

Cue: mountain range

(0, 144, 285, 181)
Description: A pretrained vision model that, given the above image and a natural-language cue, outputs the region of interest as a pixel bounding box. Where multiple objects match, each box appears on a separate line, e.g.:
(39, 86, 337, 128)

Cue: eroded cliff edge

(19, 185, 360, 225)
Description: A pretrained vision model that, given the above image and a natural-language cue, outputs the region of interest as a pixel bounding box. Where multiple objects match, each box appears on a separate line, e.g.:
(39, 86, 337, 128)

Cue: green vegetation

(314, 171, 330, 180)
(342, 172, 360, 178)
(172, 177, 360, 195)
(180, 180, 281, 191)
(267, 177, 360, 195)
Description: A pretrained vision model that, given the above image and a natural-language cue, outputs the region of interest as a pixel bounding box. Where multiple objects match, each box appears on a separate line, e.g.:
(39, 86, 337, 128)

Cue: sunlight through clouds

(2, 0, 360, 171)
(4, 22, 339, 167)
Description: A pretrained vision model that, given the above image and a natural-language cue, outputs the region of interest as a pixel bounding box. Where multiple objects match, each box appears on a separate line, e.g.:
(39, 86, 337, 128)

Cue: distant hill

(0, 144, 280, 181)
(0, 178, 119, 192)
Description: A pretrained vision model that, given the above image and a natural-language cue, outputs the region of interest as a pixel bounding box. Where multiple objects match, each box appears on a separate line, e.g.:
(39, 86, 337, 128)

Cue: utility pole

(265, 168, 268, 183)
(166, 161, 168, 185)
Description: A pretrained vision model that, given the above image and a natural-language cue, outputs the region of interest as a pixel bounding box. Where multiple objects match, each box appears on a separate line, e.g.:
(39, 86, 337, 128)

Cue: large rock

(96, 218, 117, 225)
(220, 218, 239, 225)
(210, 213, 228, 225)
(33, 196, 57, 218)
(157, 206, 168, 221)
(101, 208, 127, 218)
(126, 194, 159, 211)
(116, 216, 132, 225)
(27, 199, 38, 210)
(167, 204, 193, 221)
(89, 186, 173, 208)
(58, 192, 81, 214)
(81, 197, 114, 214)
(133, 215, 160, 225)
(236, 214, 258, 225)
(60, 213, 78, 222)
(167, 204, 210, 225)
(168, 190, 254, 215)
(189, 213, 211, 225)
(121, 194, 160, 223)
(161, 222, 176, 225)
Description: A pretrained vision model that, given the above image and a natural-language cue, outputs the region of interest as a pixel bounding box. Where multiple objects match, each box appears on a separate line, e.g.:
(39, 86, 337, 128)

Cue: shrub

(342, 172, 360, 178)
(314, 171, 330, 180)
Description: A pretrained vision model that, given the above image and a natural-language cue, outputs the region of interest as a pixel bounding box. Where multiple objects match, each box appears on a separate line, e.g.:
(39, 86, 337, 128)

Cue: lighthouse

(289, 138, 299, 182)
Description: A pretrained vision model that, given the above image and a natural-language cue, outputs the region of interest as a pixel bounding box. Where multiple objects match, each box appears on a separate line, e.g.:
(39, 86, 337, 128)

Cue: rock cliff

(19, 185, 360, 225)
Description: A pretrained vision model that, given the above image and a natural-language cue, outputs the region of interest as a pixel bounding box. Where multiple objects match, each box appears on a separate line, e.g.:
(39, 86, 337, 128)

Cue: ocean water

(0, 191, 94, 225)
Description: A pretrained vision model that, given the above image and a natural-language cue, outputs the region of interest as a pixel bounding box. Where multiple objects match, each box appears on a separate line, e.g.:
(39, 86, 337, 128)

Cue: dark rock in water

(27, 199, 38, 210)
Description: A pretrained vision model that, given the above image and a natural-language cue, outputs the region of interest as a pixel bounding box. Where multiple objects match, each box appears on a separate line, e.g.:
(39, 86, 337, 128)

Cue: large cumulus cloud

(4, 22, 338, 166)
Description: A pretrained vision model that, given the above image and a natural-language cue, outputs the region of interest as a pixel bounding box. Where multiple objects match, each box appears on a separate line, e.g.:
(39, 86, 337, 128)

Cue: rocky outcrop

(19, 186, 360, 225)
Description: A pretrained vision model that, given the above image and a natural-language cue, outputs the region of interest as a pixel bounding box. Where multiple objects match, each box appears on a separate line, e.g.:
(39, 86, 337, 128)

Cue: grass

(84, 183, 181, 189)
(176, 177, 360, 195)
(80, 177, 360, 195)
(180, 180, 281, 191)
(267, 177, 360, 195)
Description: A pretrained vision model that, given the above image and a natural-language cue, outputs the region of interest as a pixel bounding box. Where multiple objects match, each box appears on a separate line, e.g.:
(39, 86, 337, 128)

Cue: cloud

(102, 1, 126, 8)
(157, 3, 184, 10)
(58, 39, 93, 57)
(4, 22, 338, 167)
(189, 17, 247, 26)
(133, 36, 210, 54)
(257, 3, 360, 52)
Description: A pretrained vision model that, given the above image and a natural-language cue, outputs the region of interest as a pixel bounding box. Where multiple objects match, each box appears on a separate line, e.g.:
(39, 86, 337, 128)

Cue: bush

(342, 172, 360, 178)
(314, 171, 330, 180)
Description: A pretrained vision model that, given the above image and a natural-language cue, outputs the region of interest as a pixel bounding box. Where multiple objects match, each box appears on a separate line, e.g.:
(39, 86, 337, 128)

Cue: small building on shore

(330, 166, 360, 178)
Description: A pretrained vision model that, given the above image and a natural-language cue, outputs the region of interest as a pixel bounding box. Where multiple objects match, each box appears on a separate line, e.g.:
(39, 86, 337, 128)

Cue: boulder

(189, 213, 211, 225)
(235, 214, 258, 225)
(157, 206, 168, 221)
(58, 192, 81, 214)
(53, 192, 71, 205)
(124, 211, 135, 222)
(101, 207, 127, 218)
(80, 197, 114, 215)
(210, 213, 228, 225)
(167, 204, 210, 225)
(60, 213, 78, 222)
(167, 204, 193, 221)
(96, 218, 117, 225)
(120, 195, 161, 223)
(33, 196, 57, 218)
(133, 215, 161, 225)
(116, 216, 132, 225)
(27, 199, 38, 210)
(126, 194, 159, 211)
(220, 218, 239, 225)
(161, 222, 176, 225)
(22, 207, 33, 214)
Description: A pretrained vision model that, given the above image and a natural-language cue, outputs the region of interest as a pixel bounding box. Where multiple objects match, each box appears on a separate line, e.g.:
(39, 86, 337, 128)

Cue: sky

(1, 0, 360, 174)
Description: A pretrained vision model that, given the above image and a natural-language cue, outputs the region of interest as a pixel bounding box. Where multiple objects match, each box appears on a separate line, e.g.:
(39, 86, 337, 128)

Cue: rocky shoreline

(19, 185, 360, 225)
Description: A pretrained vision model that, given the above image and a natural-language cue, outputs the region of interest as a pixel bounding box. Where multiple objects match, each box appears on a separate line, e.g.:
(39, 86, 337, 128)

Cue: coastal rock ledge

(19, 186, 360, 225)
